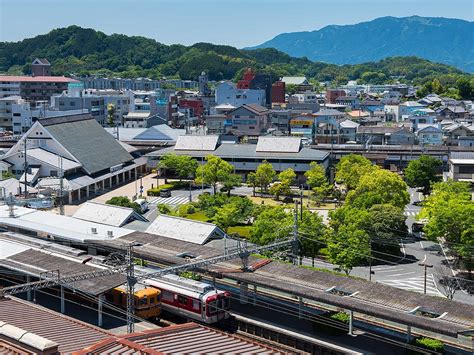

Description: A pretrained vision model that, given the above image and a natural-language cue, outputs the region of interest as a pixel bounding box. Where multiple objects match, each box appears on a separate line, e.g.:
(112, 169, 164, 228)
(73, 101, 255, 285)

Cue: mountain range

(249, 16, 474, 72)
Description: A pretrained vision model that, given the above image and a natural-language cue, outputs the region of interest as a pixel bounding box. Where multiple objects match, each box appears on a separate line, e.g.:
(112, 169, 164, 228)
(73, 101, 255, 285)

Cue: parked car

(135, 198, 149, 213)
(159, 189, 171, 198)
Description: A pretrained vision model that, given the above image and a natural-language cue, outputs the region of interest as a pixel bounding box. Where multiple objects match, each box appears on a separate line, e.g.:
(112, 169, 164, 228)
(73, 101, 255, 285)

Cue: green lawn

(227, 225, 252, 238)
(184, 211, 210, 222)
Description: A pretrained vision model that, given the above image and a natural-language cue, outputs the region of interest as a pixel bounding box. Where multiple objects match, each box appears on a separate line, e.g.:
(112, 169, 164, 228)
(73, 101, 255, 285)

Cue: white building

(215, 81, 266, 107)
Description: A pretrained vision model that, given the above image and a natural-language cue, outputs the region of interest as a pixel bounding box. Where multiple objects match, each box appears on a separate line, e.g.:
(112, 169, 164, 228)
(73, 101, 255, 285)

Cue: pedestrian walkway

(404, 211, 418, 216)
(149, 195, 190, 206)
(378, 274, 443, 296)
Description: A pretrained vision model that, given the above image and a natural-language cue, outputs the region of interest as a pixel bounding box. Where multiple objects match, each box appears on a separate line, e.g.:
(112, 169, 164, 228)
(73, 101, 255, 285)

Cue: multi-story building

(326, 89, 346, 104)
(226, 104, 270, 137)
(215, 81, 266, 107)
(416, 124, 443, 145)
(271, 81, 285, 104)
(51, 91, 106, 125)
(270, 109, 291, 133)
(0, 75, 78, 102)
(0, 95, 22, 131)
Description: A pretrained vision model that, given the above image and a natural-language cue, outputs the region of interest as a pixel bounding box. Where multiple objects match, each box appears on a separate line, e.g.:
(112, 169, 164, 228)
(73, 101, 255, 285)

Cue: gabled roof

(73, 201, 148, 227)
(133, 125, 182, 141)
(145, 214, 224, 245)
(416, 124, 442, 133)
(232, 103, 270, 116)
(281, 76, 309, 85)
(174, 135, 219, 151)
(26, 148, 82, 171)
(32, 58, 50, 65)
(40, 115, 133, 175)
(314, 109, 346, 116)
(339, 119, 360, 129)
(256, 136, 301, 153)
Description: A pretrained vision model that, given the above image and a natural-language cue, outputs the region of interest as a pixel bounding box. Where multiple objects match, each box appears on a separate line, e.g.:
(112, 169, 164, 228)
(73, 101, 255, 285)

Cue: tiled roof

(76, 322, 285, 354)
(0, 76, 77, 83)
(42, 115, 133, 175)
(241, 103, 270, 115)
(0, 297, 110, 354)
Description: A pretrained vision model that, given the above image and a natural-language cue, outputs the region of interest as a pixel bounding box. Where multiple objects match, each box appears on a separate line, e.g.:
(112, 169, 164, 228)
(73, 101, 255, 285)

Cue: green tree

(0, 171, 15, 180)
(158, 154, 198, 180)
(195, 155, 234, 194)
(107, 103, 116, 127)
(431, 78, 444, 95)
(221, 173, 242, 196)
(212, 203, 240, 232)
(298, 209, 327, 266)
(404, 155, 442, 194)
(247, 172, 257, 196)
(419, 181, 474, 276)
(305, 162, 332, 204)
(106, 196, 142, 214)
(335, 154, 376, 190)
(255, 161, 276, 196)
(250, 206, 293, 245)
(270, 168, 296, 200)
(346, 169, 409, 209)
(456, 77, 473, 99)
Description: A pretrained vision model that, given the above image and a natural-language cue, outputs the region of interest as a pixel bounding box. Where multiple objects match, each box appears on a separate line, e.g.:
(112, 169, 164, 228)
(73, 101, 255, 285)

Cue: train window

(149, 297, 155, 304)
(162, 290, 173, 302)
(224, 298, 230, 309)
(193, 299, 200, 311)
(178, 295, 188, 306)
(208, 300, 217, 314)
(139, 296, 148, 306)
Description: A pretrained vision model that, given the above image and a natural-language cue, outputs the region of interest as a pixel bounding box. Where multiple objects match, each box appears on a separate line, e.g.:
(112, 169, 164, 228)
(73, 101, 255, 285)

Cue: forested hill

(250, 16, 474, 73)
(0, 25, 470, 86)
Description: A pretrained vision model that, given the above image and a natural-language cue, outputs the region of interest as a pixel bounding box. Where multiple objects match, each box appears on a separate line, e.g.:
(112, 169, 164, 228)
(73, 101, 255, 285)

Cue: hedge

(413, 337, 444, 353)
(147, 184, 174, 196)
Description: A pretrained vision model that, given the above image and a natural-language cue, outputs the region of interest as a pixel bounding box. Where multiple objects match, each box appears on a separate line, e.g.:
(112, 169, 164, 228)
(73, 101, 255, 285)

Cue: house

(1, 113, 146, 203)
(314, 109, 346, 144)
(447, 152, 474, 182)
(335, 95, 360, 109)
(416, 124, 443, 145)
(436, 106, 467, 120)
(443, 123, 474, 146)
(293, 91, 319, 104)
(357, 126, 414, 145)
(270, 109, 291, 133)
(281, 76, 312, 92)
(326, 89, 346, 104)
(339, 119, 359, 143)
(225, 104, 271, 137)
(290, 115, 315, 140)
(381, 90, 402, 104)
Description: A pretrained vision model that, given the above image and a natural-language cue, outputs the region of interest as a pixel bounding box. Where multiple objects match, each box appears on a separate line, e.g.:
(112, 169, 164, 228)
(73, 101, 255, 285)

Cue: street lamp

(419, 257, 433, 295)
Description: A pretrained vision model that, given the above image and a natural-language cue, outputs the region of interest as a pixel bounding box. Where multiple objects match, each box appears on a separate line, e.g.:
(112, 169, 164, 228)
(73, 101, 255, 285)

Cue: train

(108, 274, 230, 324)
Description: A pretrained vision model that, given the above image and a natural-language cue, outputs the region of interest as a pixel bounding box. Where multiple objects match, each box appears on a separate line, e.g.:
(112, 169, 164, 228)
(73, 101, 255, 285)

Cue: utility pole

(58, 156, 64, 216)
(22, 140, 28, 198)
(368, 237, 375, 281)
(126, 243, 137, 334)
(292, 200, 299, 265)
(300, 185, 303, 221)
(419, 258, 433, 295)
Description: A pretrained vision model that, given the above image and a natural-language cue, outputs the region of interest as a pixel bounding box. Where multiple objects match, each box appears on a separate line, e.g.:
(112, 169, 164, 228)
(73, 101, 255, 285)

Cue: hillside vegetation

(1, 26, 472, 91)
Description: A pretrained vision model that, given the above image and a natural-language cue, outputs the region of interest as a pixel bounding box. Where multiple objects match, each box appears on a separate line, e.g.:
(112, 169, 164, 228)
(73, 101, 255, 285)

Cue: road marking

(150, 196, 190, 206)
(375, 268, 405, 273)
(419, 241, 424, 249)
(383, 272, 416, 277)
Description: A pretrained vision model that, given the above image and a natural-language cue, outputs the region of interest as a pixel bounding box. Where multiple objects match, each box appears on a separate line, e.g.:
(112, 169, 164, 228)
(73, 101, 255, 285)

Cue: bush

(413, 337, 444, 353)
(157, 203, 171, 214)
(329, 311, 350, 324)
(180, 271, 202, 281)
(147, 184, 174, 196)
(106, 196, 142, 214)
(187, 204, 195, 214)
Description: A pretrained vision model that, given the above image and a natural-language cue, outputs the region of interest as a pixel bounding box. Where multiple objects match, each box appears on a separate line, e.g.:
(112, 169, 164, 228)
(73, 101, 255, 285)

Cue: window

(149, 296, 156, 304)
(178, 295, 188, 306)
(208, 300, 217, 315)
(69, 101, 76, 106)
(193, 299, 200, 311)
(139, 296, 148, 306)
(50, 170, 58, 177)
(162, 290, 173, 302)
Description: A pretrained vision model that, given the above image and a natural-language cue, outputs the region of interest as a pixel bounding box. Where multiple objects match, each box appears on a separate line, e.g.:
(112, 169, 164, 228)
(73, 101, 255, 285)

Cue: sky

(1, 0, 473, 47)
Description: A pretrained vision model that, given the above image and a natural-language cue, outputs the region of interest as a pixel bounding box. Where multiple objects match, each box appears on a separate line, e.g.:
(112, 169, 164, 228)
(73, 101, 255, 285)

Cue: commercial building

(215, 81, 266, 107)
(225, 104, 271, 137)
(447, 152, 474, 182)
(148, 135, 329, 180)
(1, 113, 147, 203)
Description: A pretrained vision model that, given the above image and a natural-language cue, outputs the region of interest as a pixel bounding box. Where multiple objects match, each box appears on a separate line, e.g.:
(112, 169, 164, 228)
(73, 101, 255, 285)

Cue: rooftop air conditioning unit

(107, 231, 114, 238)
(91, 227, 97, 234)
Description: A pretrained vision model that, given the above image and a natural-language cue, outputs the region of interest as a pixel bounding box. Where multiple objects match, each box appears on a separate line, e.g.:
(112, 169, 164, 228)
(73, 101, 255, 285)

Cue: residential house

(381, 90, 402, 104)
(447, 152, 474, 182)
(416, 124, 443, 145)
(281, 76, 312, 92)
(314, 109, 346, 144)
(270, 109, 291, 133)
(436, 106, 467, 121)
(335, 95, 360, 109)
(225, 104, 271, 137)
(357, 126, 414, 145)
(443, 123, 474, 146)
(326, 89, 346, 104)
(339, 119, 359, 143)
(290, 115, 315, 140)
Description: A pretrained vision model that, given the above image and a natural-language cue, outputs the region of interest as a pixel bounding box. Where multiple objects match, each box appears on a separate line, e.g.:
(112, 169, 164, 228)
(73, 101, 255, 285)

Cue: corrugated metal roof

(0, 239, 30, 259)
(0, 248, 126, 295)
(174, 135, 219, 151)
(0, 297, 110, 353)
(145, 215, 223, 245)
(26, 148, 82, 171)
(73, 202, 147, 227)
(0, 206, 134, 243)
(43, 117, 133, 175)
(77, 322, 285, 354)
(256, 137, 301, 153)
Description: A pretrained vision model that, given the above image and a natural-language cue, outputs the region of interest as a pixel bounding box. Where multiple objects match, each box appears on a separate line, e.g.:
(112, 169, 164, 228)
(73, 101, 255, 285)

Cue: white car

(135, 198, 149, 213)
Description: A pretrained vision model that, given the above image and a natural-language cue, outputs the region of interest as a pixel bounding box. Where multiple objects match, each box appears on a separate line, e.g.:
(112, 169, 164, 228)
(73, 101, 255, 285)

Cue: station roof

(0, 248, 126, 295)
(0, 297, 109, 353)
(27, 147, 82, 171)
(174, 135, 219, 151)
(92, 233, 474, 338)
(256, 136, 301, 153)
(0, 206, 133, 243)
(145, 215, 224, 245)
(77, 322, 284, 354)
(73, 202, 148, 227)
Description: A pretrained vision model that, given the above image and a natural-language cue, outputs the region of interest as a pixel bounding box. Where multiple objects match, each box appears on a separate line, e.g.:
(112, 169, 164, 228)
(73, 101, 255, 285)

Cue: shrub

(147, 184, 174, 196)
(106, 196, 142, 214)
(157, 203, 171, 214)
(180, 271, 202, 281)
(186, 204, 195, 214)
(329, 311, 350, 324)
(414, 337, 444, 353)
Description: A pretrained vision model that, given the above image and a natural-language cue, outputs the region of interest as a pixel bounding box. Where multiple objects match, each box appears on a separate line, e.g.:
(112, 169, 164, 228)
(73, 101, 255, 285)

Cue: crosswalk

(149, 195, 190, 206)
(378, 274, 443, 296)
(404, 211, 418, 216)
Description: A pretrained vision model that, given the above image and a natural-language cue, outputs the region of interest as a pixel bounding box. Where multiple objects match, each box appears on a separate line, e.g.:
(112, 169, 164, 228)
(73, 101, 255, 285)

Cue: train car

(107, 284, 161, 319)
(144, 274, 230, 324)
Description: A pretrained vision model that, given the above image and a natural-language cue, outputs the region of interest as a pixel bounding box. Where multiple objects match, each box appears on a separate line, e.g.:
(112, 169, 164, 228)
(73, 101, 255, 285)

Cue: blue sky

(1, 0, 473, 47)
